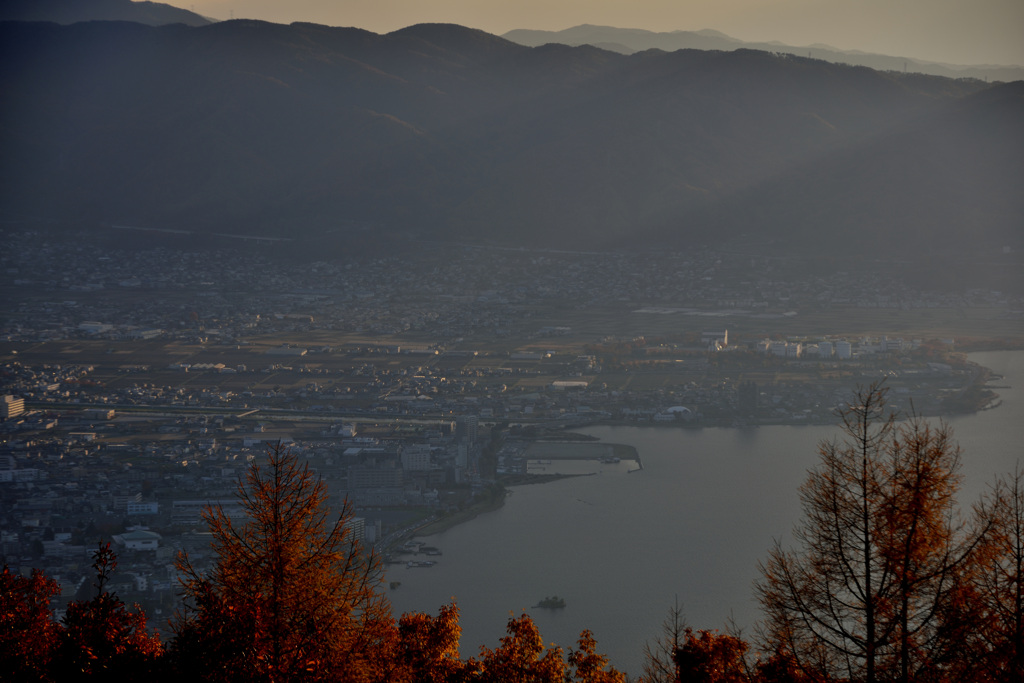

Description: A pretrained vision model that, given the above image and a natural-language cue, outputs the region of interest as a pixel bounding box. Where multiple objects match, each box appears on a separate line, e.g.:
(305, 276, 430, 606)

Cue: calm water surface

(388, 351, 1024, 675)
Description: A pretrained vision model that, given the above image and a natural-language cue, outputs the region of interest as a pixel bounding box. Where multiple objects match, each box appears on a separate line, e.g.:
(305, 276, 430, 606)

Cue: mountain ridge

(0, 0, 211, 26)
(0, 19, 1020, 278)
(502, 24, 1024, 83)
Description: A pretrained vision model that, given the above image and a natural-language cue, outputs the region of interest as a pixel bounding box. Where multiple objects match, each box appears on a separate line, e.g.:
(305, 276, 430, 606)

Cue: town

(1, 223, 1019, 633)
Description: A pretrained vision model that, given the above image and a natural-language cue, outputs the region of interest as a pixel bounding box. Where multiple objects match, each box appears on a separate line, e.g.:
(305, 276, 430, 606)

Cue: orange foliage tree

(54, 542, 163, 680)
(568, 629, 627, 683)
(875, 416, 985, 682)
(946, 466, 1024, 681)
(468, 613, 623, 683)
(469, 613, 567, 682)
(755, 383, 986, 683)
(674, 628, 750, 683)
(383, 602, 465, 683)
(172, 441, 392, 682)
(0, 565, 62, 681)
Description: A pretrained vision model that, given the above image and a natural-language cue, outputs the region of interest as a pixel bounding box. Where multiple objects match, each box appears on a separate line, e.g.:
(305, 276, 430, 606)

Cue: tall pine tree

(173, 441, 391, 682)
(755, 383, 984, 683)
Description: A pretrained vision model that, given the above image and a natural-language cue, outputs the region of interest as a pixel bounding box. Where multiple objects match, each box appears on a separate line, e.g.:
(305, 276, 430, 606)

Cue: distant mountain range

(8, 0, 1021, 81)
(502, 25, 1024, 84)
(0, 19, 1021, 282)
(0, 0, 211, 26)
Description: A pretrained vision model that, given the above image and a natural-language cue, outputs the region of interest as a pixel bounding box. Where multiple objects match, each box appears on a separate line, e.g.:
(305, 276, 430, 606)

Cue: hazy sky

(165, 0, 1024, 66)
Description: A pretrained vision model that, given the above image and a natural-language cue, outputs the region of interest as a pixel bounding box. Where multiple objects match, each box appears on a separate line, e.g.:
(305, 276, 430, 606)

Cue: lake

(387, 351, 1024, 675)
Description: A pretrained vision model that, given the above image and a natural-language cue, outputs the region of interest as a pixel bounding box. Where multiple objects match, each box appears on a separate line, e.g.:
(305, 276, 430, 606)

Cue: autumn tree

(167, 578, 269, 682)
(466, 613, 623, 683)
(567, 630, 626, 683)
(981, 467, 1024, 681)
(755, 383, 982, 683)
(947, 466, 1024, 681)
(876, 416, 984, 681)
(384, 602, 467, 683)
(53, 542, 163, 680)
(469, 613, 566, 682)
(641, 599, 689, 683)
(753, 648, 816, 683)
(0, 565, 61, 681)
(674, 629, 751, 683)
(756, 383, 895, 682)
(172, 441, 391, 682)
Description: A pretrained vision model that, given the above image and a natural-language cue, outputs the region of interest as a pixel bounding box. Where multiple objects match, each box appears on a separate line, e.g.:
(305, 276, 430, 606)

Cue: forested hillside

(1, 19, 1021, 264)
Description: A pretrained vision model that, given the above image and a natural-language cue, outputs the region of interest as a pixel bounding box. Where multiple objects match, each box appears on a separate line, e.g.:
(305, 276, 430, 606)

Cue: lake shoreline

(413, 472, 590, 537)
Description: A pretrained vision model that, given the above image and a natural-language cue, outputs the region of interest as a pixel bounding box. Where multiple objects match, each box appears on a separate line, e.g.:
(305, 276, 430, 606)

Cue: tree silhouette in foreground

(674, 628, 750, 683)
(641, 598, 688, 682)
(55, 542, 163, 680)
(385, 602, 464, 683)
(166, 441, 625, 682)
(755, 383, 988, 683)
(173, 441, 391, 682)
(567, 629, 627, 683)
(467, 612, 625, 682)
(0, 565, 61, 681)
(2, 544, 162, 681)
(951, 466, 1024, 681)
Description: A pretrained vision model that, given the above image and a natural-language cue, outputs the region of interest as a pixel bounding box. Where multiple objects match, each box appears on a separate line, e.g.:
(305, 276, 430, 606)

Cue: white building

(881, 336, 904, 352)
(345, 517, 366, 542)
(654, 406, 695, 422)
(1, 395, 24, 419)
(835, 340, 853, 359)
(701, 330, 728, 347)
(126, 501, 158, 516)
(113, 529, 161, 551)
(551, 380, 589, 389)
(79, 321, 114, 334)
(401, 444, 432, 471)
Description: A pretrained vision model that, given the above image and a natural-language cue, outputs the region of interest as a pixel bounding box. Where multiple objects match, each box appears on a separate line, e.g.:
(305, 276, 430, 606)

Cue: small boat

(407, 560, 436, 568)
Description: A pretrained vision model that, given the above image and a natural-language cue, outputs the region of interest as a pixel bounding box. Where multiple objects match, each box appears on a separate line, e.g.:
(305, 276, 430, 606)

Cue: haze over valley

(3, 17, 1022, 285)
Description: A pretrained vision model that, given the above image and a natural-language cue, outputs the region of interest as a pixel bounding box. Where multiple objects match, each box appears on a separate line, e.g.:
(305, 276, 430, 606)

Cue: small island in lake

(534, 595, 566, 609)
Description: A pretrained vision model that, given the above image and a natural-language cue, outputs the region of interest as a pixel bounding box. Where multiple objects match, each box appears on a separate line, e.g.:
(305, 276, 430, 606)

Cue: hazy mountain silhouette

(503, 25, 1024, 83)
(0, 0, 211, 26)
(1, 19, 1020, 272)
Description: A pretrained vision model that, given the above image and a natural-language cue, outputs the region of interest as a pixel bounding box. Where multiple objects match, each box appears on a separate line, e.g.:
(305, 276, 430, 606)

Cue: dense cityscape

(1, 225, 1014, 642)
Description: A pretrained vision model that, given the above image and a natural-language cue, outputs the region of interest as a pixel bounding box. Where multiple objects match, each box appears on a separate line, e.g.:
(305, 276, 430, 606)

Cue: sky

(163, 0, 1024, 67)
